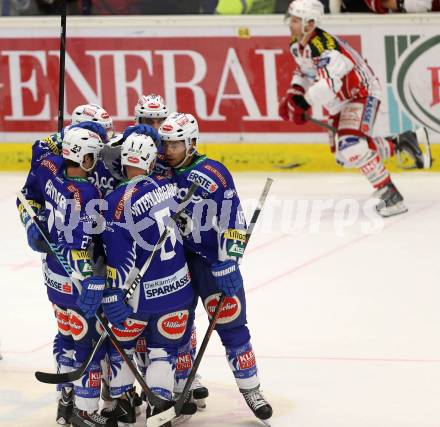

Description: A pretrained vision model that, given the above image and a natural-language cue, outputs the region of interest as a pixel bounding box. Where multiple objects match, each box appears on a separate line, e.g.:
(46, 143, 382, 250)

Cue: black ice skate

(241, 386, 273, 426)
(373, 182, 408, 217)
(191, 374, 209, 410)
(71, 407, 118, 427)
(56, 388, 73, 426)
(171, 387, 201, 425)
(133, 390, 143, 408)
(103, 383, 142, 417)
(392, 127, 431, 169)
(100, 387, 137, 427)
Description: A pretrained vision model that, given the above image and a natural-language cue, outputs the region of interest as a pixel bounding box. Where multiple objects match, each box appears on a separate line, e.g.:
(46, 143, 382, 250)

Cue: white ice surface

(1, 171, 439, 427)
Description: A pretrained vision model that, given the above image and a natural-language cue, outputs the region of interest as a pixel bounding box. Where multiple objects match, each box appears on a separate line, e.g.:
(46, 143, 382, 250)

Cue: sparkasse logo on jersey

(188, 170, 218, 193)
(392, 35, 440, 133)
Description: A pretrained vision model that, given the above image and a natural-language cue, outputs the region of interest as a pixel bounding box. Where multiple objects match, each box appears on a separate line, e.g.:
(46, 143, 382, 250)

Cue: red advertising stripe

(0, 36, 360, 134)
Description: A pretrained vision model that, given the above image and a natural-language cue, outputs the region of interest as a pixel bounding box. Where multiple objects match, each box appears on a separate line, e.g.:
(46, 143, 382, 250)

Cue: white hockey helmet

(121, 132, 158, 173)
(134, 94, 169, 123)
(159, 112, 198, 147)
(71, 104, 114, 137)
(62, 127, 104, 172)
(286, 0, 324, 30)
(158, 112, 199, 168)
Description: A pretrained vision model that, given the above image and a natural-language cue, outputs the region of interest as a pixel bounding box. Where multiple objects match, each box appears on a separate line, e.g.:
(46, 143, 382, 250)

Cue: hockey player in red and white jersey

(279, 0, 432, 217)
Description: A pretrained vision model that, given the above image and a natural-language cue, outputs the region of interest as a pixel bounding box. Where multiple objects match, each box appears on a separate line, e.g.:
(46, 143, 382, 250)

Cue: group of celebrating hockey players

(17, 95, 273, 427)
(16, 1, 433, 426)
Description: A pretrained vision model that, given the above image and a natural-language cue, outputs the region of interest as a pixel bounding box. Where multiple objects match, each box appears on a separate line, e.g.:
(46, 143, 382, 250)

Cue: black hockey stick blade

(35, 362, 84, 384)
(275, 161, 306, 169)
(35, 324, 108, 384)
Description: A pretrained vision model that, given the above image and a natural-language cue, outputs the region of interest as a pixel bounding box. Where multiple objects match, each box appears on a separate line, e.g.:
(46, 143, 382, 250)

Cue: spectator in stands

(82, 0, 201, 14)
(209, 0, 329, 13)
(342, 0, 439, 12)
(1, 0, 203, 15)
(276, 0, 329, 13)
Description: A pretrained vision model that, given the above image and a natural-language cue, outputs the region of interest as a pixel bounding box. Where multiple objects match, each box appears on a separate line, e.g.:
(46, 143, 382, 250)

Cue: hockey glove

(77, 276, 106, 319)
(24, 214, 49, 253)
(102, 288, 133, 329)
(211, 260, 243, 297)
(278, 85, 311, 125)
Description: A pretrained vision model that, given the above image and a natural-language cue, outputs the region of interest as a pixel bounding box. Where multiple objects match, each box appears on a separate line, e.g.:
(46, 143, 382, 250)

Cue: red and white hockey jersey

(289, 28, 381, 115)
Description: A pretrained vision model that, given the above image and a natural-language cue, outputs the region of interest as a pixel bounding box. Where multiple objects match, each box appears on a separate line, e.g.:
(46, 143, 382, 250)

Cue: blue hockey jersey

(102, 174, 194, 314)
(168, 154, 247, 265)
(29, 129, 117, 196)
(24, 155, 101, 307)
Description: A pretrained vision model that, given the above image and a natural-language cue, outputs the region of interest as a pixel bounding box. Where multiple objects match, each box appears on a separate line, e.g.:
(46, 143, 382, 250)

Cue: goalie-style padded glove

(211, 260, 243, 297)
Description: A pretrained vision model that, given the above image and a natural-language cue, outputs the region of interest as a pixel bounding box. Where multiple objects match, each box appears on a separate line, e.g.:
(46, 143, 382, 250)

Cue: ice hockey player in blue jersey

(17, 127, 119, 427)
(158, 112, 273, 424)
(99, 132, 196, 426)
(30, 104, 116, 195)
(101, 95, 209, 410)
(21, 122, 111, 259)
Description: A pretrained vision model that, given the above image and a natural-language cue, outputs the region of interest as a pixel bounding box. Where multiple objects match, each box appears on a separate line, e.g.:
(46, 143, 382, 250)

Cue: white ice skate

(374, 182, 408, 217)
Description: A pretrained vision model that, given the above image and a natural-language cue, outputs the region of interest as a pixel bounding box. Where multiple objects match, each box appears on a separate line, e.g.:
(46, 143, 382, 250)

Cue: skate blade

(261, 420, 272, 427)
(171, 414, 193, 425)
(56, 417, 70, 426)
(195, 398, 207, 410)
(415, 127, 432, 169)
(376, 202, 408, 218)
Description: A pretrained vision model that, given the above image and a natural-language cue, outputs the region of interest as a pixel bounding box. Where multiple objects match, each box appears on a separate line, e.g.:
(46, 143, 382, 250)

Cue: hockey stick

(57, 0, 67, 132)
(305, 114, 336, 133)
(17, 192, 83, 284)
(147, 177, 274, 427)
(274, 117, 333, 170)
(19, 184, 198, 402)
